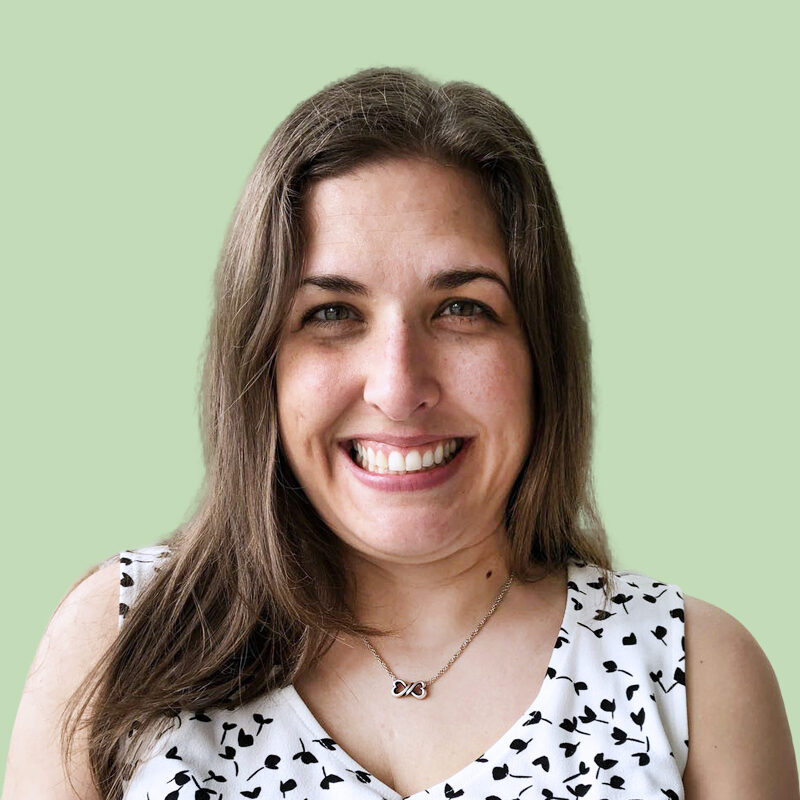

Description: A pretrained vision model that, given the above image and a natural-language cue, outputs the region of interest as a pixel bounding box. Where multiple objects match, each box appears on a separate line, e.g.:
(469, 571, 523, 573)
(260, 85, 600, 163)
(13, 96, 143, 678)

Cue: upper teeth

(351, 438, 462, 474)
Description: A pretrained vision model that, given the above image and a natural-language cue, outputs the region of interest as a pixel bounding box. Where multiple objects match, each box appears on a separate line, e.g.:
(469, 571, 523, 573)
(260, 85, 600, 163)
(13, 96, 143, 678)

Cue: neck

(341, 523, 517, 655)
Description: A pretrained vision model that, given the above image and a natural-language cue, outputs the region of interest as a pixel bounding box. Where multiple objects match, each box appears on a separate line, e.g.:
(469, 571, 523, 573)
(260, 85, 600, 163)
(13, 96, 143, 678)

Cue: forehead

(301, 158, 507, 276)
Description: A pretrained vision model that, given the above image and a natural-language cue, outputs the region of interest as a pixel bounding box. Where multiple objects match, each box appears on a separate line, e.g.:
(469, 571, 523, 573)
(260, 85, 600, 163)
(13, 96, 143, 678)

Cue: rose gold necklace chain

(358, 572, 516, 700)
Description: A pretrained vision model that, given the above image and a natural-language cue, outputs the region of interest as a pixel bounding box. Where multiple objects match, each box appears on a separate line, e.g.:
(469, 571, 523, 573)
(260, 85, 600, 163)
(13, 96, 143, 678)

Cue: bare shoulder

(1, 557, 121, 800)
(682, 594, 799, 799)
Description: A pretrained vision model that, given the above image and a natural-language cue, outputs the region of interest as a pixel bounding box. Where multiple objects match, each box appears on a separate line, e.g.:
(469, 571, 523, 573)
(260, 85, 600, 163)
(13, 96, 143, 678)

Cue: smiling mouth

(348, 438, 465, 475)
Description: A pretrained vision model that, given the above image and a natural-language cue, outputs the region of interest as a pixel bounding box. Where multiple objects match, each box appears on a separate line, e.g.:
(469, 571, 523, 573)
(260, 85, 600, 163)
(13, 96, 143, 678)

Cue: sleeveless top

(118, 546, 688, 799)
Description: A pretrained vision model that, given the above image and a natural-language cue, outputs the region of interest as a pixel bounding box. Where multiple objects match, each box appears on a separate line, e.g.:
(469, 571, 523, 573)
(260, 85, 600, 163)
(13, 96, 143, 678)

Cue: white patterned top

(118, 546, 688, 799)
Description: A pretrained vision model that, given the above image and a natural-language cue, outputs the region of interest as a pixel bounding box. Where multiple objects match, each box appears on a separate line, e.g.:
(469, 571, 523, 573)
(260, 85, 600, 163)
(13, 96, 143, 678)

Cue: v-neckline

(280, 559, 579, 800)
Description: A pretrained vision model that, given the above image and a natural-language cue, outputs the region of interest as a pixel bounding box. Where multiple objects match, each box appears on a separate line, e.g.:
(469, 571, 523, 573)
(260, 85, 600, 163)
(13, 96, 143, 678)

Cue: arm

(1, 559, 120, 800)
(682, 593, 799, 799)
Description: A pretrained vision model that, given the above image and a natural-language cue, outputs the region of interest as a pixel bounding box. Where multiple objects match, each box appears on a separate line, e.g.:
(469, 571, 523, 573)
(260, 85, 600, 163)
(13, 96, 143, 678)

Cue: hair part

(62, 65, 614, 798)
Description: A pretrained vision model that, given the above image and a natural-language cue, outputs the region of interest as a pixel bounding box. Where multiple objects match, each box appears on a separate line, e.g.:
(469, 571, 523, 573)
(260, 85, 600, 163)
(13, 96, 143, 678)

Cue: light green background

(2, 0, 797, 784)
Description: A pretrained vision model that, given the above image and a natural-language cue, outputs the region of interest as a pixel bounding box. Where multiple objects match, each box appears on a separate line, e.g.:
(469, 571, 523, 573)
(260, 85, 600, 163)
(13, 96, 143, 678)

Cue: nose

(361, 315, 441, 421)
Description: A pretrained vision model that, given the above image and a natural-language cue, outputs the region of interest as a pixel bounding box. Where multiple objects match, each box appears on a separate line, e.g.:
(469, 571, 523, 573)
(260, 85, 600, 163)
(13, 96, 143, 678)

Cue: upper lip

(341, 434, 467, 447)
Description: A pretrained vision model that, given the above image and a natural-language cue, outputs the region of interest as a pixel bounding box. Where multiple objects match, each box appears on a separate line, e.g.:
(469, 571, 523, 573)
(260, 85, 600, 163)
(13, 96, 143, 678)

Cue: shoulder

(2, 555, 122, 799)
(32, 555, 122, 685)
(682, 594, 798, 798)
(57, 556, 122, 636)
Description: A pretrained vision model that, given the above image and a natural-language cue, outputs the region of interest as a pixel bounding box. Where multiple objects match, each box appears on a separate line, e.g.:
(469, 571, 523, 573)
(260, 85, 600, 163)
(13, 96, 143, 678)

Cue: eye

(439, 299, 493, 321)
(301, 303, 359, 327)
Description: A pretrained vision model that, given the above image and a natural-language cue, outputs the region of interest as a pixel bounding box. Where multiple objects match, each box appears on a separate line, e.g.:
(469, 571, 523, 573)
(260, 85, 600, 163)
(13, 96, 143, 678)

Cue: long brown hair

(62, 66, 613, 799)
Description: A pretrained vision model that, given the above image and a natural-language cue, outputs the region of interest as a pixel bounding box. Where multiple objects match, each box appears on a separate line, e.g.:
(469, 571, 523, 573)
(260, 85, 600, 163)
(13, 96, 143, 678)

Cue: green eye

(441, 300, 487, 318)
(305, 304, 354, 325)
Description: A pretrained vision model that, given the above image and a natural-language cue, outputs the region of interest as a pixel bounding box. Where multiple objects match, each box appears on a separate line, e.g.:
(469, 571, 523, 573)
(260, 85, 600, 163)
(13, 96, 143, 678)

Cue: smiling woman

(2, 67, 797, 800)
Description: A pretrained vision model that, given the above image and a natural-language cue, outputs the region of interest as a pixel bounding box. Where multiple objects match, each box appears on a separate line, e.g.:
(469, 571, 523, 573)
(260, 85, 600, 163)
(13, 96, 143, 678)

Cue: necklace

(358, 572, 516, 700)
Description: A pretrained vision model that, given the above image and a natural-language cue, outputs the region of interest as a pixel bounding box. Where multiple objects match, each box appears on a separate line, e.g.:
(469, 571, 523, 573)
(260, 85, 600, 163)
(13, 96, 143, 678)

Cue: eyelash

(301, 299, 497, 329)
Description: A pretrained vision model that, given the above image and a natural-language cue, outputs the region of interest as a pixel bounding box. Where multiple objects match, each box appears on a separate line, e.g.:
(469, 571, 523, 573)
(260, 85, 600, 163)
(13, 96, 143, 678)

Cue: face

(275, 157, 533, 566)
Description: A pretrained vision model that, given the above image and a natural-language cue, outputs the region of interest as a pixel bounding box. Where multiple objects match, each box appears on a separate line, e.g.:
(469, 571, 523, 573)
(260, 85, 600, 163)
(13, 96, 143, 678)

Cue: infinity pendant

(391, 678, 427, 699)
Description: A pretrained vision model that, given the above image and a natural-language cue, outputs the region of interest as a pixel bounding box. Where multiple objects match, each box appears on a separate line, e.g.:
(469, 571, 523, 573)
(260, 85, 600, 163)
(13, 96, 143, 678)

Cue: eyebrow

(299, 267, 511, 297)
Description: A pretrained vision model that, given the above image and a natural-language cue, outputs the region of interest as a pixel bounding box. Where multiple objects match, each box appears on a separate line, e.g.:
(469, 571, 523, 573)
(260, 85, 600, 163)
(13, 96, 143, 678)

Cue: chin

(342, 519, 464, 561)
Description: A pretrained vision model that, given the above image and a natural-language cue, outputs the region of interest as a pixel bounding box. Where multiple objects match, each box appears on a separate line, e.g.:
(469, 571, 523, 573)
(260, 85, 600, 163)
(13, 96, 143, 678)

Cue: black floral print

(118, 546, 688, 799)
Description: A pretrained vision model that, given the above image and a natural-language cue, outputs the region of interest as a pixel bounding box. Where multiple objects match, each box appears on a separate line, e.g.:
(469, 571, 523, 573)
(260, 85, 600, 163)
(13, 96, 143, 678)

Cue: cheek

(456, 338, 532, 399)
(276, 347, 353, 450)
(283, 354, 343, 397)
(456, 341, 533, 442)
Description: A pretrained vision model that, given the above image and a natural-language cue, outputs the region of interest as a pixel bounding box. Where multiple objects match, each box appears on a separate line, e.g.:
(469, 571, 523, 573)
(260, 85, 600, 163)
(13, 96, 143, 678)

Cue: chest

(292, 618, 560, 796)
(122, 564, 688, 799)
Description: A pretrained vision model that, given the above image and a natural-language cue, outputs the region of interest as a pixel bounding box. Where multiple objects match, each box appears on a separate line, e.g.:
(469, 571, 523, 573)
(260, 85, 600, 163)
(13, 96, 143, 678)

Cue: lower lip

(338, 439, 473, 493)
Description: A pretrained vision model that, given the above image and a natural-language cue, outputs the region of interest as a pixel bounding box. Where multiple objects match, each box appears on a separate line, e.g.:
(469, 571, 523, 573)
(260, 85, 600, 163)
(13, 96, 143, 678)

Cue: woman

(2, 67, 796, 800)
